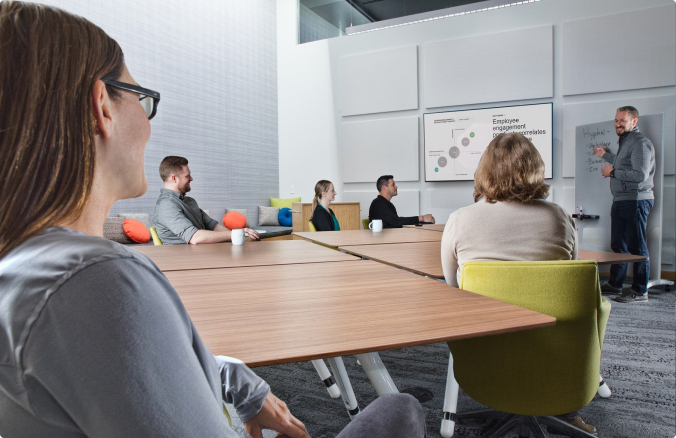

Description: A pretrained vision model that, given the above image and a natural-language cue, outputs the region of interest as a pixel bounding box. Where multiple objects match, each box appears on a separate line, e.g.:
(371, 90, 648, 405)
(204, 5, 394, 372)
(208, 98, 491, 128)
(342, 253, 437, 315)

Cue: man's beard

(179, 183, 191, 195)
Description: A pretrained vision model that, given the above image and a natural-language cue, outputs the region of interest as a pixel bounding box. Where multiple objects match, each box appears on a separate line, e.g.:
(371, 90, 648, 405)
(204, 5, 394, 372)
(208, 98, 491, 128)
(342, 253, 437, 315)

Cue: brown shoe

(552, 415, 598, 436)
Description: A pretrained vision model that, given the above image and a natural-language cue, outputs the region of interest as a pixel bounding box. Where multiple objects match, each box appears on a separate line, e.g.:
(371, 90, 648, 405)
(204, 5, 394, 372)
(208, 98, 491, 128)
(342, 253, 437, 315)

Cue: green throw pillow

(270, 197, 301, 209)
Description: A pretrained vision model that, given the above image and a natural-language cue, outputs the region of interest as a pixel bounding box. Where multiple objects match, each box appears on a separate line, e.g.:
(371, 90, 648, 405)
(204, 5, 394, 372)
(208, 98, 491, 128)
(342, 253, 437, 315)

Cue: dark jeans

(336, 393, 426, 438)
(608, 199, 653, 294)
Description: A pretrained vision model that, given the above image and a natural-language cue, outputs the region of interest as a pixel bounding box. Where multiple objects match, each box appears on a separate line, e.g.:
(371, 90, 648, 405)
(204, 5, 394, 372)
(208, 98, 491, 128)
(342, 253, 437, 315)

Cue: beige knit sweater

(441, 200, 578, 287)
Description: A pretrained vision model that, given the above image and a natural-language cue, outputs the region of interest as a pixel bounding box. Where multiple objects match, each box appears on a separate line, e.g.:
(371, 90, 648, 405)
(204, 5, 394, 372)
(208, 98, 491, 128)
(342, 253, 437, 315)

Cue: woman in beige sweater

(441, 133, 594, 435)
(441, 132, 577, 288)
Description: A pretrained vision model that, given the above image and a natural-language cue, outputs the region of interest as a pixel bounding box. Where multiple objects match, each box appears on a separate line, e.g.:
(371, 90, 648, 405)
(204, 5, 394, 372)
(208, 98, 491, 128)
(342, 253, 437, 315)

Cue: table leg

(441, 351, 459, 438)
(327, 357, 361, 419)
(311, 359, 341, 398)
(354, 352, 399, 395)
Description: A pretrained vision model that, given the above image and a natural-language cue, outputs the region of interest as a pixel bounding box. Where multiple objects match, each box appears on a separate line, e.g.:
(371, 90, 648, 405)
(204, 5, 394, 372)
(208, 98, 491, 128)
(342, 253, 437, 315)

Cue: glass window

(299, 0, 489, 44)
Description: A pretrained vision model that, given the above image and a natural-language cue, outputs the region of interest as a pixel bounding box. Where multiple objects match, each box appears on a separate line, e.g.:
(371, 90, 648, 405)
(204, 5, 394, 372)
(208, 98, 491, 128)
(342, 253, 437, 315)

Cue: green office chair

(150, 226, 163, 246)
(222, 402, 232, 427)
(362, 218, 370, 230)
(308, 221, 317, 232)
(441, 260, 611, 438)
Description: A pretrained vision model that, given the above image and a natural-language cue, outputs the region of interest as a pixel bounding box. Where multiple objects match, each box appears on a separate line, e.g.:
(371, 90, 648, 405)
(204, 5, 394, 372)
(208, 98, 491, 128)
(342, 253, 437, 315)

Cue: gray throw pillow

(103, 217, 133, 244)
(118, 213, 151, 230)
(258, 206, 280, 226)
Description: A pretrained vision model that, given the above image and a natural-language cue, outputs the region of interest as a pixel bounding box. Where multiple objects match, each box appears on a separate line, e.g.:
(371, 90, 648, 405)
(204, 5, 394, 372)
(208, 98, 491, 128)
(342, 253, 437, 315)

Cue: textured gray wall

(40, 0, 278, 226)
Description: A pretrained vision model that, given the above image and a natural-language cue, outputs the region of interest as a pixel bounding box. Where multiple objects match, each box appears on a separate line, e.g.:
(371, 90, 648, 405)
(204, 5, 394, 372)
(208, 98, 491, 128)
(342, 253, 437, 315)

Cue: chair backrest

(448, 260, 610, 416)
(362, 219, 370, 230)
(150, 226, 163, 246)
(308, 221, 317, 232)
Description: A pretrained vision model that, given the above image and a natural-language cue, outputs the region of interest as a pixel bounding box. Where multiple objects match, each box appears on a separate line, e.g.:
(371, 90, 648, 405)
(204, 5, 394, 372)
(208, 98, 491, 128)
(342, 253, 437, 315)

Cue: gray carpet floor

(249, 281, 675, 438)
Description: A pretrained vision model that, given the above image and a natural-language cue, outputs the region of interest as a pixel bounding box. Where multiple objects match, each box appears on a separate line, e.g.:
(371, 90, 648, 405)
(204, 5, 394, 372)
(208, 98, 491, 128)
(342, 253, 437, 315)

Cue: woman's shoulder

(528, 200, 571, 219)
(448, 201, 492, 221)
(7, 227, 155, 270)
(0, 227, 170, 366)
(313, 204, 332, 216)
(448, 200, 570, 220)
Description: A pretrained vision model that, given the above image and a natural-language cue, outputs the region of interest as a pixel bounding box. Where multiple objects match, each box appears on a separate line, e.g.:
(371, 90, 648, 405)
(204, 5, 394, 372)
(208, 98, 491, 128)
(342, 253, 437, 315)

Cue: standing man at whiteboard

(592, 106, 655, 303)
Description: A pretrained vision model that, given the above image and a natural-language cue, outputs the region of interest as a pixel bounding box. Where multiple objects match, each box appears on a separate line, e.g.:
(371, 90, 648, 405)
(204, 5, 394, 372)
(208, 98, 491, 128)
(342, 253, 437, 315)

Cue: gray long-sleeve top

(601, 127, 655, 201)
(0, 227, 269, 437)
(153, 188, 219, 244)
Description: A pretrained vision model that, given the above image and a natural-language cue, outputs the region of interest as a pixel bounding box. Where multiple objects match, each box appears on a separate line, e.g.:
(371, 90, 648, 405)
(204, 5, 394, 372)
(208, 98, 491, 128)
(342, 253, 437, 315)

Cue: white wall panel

(562, 5, 676, 96)
(423, 26, 553, 108)
(339, 46, 418, 116)
(341, 117, 419, 183)
(342, 190, 420, 222)
(423, 187, 474, 225)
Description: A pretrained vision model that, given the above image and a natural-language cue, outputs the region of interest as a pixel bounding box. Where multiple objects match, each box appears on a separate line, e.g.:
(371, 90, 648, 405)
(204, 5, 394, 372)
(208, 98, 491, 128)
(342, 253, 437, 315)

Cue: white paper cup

(231, 228, 245, 245)
(369, 219, 383, 232)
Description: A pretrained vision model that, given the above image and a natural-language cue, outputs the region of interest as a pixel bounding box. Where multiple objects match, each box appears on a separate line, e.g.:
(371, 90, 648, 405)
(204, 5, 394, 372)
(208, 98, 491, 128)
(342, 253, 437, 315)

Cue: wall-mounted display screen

(423, 103, 553, 181)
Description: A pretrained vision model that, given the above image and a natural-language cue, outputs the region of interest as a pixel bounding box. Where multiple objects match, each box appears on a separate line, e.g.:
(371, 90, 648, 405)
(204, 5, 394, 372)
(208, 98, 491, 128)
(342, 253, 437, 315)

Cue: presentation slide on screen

(423, 103, 553, 181)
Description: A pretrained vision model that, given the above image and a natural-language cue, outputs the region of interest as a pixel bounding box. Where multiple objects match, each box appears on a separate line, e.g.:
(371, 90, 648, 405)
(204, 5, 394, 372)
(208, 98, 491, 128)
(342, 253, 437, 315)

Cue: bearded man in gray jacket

(593, 106, 655, 303)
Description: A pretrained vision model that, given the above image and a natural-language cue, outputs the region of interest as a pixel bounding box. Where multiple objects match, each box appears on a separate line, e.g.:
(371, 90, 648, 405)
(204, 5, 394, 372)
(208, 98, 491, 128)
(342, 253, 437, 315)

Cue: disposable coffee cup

(369, 219, 383, 232)
(231, 228, 245, 245)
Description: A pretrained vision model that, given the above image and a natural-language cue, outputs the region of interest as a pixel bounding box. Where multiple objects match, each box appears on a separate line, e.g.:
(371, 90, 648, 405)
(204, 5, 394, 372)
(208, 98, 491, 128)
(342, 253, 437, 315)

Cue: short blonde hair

(473, 132, 549, 203)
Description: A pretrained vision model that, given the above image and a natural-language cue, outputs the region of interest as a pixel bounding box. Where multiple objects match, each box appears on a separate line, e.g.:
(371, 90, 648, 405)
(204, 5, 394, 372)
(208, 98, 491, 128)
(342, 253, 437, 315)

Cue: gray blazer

(602, 128, 655, 201)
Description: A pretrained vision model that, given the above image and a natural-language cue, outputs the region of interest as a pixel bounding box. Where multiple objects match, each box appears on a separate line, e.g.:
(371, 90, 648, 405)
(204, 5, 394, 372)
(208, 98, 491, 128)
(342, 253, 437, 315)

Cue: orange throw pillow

(122, 219, 150, 244)
(223, 211, 247, 230)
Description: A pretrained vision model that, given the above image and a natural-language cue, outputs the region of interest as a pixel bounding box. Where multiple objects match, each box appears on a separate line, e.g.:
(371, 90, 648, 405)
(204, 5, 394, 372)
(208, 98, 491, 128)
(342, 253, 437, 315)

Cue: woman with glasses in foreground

(0, 3, 424, 437)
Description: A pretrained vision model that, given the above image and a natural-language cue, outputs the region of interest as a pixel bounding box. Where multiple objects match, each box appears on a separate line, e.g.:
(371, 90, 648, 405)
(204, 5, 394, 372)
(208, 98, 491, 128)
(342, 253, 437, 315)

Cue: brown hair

(616, 105, 639, 120)
(473, 132, 549, 203)
(0, 2, 125, 259)
(159, 156, 189, 182)
(310, 180, 333, 220)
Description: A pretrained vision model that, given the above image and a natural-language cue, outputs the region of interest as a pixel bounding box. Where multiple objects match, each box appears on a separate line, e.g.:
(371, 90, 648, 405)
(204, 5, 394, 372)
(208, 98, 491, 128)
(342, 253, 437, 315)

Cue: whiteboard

(574, 113, 665, 280)
(423, 103, 552, 182)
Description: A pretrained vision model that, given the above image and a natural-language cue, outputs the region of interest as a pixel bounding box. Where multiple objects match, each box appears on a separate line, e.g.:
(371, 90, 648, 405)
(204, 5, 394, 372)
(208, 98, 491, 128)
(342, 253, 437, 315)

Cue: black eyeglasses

(101, 79, 161, 120)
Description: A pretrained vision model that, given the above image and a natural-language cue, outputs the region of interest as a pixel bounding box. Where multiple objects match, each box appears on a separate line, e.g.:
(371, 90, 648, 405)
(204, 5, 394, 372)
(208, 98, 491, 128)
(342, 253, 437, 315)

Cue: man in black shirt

(368, 175, 435, 228)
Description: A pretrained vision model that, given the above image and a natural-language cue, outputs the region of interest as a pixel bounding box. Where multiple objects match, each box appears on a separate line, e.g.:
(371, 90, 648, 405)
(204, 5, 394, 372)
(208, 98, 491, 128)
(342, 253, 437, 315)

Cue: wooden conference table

(163, 260, 555, 367)
(133, 239, 357, 272)
(294, 228, 442, 247)
(138, 237, 555, 423)
(403, 224, 446, 232)
(338, 242, 649, 280)
(578, 249, 648, 265)
(341, 241, 446, 279)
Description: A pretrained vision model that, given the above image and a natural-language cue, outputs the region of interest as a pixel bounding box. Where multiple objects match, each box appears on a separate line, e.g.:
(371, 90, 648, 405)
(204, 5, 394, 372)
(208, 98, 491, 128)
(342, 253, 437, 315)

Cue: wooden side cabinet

(292, 202, 361, 232)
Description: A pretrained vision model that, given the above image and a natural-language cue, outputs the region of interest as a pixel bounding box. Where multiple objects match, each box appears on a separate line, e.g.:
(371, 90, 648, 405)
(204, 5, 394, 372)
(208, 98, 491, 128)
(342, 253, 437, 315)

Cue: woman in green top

(310, 180, 341, 231)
